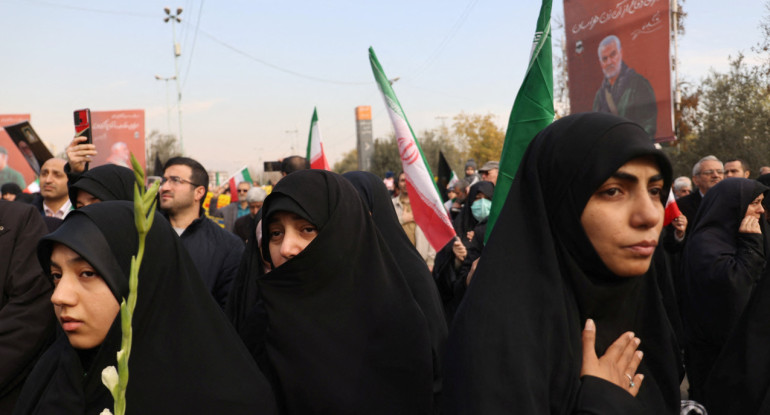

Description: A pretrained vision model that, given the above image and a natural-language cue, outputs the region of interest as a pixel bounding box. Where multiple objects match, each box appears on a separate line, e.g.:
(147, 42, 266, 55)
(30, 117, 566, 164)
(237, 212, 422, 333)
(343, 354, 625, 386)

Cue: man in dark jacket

(159, 157, 243, 310)
(0, 201, 56, 412)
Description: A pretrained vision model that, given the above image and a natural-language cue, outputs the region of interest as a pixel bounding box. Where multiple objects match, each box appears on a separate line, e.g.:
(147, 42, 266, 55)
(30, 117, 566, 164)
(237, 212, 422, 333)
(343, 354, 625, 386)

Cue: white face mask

(471, 198, 492, 222)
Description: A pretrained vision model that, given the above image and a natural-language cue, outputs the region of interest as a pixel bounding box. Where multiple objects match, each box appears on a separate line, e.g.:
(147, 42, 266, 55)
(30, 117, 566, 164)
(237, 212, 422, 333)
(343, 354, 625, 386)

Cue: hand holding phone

(73, 109, 92, 171)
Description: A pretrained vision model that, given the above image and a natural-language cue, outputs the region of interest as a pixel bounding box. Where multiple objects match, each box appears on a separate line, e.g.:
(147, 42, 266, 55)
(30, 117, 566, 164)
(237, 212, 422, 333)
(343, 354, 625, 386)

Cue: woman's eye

(601, 187, 621, 197)
(302, 226, 318, 234)
(269, 230, 283, 239)
(81, 270, 99, 278)
(51, 272, 62, 281)
(649, 187, 662, 197)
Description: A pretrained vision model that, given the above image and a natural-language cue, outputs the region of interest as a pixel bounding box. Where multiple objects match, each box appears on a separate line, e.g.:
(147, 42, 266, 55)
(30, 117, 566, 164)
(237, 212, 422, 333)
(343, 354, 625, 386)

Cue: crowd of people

(2, 112, 770, 414)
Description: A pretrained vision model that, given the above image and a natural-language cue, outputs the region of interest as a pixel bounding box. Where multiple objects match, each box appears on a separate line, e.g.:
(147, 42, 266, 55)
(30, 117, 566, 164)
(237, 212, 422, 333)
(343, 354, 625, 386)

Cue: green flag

(485, 0, 554, 242)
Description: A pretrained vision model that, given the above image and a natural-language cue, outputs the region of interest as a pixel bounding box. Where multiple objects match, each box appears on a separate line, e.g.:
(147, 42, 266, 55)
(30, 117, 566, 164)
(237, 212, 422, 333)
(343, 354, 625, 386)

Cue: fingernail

(634, 337, 641, 346)
(585, 319, 595, 331)
(638, 374, 644, 381)
(637, 350, 644, 359)
(628, 332, 635, 339)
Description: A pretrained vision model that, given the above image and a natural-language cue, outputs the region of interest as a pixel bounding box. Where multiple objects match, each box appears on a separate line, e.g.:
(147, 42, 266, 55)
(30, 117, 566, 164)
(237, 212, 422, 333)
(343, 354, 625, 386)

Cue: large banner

(91, 110, 145, 169)
(564, 0, 674, 142)
(0, 114, 36, 187)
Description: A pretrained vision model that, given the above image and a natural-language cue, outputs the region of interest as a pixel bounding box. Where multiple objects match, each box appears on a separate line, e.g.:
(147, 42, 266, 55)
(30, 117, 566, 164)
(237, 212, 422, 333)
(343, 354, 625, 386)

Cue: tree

(668, 54, 770, 177)
(333, 112, 495, 178)
(332, 148, 358, 174)
(145, 130, 182, 176)
(452, 113, 505, 165)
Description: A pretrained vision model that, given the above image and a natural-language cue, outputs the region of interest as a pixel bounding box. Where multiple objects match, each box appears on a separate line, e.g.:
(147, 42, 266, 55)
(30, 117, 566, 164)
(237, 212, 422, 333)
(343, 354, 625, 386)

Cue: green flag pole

(485, 0, 555, 243)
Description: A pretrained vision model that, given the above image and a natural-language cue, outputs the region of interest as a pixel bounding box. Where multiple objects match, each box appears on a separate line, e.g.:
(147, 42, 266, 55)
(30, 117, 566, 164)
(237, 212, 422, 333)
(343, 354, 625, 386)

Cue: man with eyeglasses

(159, 157, 244, 310)
(677, 155, 725, 236)
(209, 180, 252, 232)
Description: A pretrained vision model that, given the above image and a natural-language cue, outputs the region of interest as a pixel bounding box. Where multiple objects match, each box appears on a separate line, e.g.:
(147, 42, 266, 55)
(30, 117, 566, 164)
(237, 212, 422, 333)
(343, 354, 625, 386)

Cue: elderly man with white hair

(233, 186, 267, 243)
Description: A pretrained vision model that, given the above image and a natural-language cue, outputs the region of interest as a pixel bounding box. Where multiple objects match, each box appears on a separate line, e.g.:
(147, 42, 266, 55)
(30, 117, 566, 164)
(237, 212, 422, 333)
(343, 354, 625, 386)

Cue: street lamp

(154, 75, 176, 136)
(163, 7, 184, 153)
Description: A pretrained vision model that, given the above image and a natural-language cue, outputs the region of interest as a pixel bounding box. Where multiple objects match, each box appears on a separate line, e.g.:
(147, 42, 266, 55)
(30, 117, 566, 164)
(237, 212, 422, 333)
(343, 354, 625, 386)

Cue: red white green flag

(306, 107, 330, 171)
(227, 166, 252, 202)
(369, 47, 455, 251)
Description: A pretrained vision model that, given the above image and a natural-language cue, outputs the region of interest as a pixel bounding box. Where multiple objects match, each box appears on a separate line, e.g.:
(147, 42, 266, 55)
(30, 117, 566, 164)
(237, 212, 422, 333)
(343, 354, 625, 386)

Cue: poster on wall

(90, 110, 145, 169)
(564, 0, 674, 142)
(0, 114, 37, 187)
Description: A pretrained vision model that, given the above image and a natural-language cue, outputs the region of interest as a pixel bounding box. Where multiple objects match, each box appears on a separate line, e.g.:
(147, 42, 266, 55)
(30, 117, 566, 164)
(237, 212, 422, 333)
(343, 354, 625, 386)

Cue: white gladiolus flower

(101, 365, 119, 392)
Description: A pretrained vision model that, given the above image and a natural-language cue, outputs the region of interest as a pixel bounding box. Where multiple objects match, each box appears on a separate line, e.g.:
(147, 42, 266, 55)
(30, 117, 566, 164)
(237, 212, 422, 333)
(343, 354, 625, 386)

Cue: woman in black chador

(443, 112, 682, 414)
(258, 170, 433, 414)
(343, 170, 448, 410)
(14, 201, 277, 415)
(680, 177, 768, 402)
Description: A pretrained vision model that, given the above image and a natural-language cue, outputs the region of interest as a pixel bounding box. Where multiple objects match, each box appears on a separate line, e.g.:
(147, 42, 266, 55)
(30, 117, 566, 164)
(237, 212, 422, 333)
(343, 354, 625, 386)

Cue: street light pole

(154, 75, 176, 136)
(164, 7, 184, 153)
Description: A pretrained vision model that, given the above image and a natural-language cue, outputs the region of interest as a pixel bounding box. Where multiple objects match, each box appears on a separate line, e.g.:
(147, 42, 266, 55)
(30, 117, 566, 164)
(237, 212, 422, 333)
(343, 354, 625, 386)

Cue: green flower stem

(103, 153, 160, 415)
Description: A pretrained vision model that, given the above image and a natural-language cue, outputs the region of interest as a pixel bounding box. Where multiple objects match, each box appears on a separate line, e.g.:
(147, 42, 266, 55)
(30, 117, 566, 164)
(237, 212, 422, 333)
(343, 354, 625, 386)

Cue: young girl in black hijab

(680, 177, 768, 402)
(258, 170, 433, 414)
(68, 164, 135, 208)
(444, 112, 681, 414)
(14, 201, 277, 415)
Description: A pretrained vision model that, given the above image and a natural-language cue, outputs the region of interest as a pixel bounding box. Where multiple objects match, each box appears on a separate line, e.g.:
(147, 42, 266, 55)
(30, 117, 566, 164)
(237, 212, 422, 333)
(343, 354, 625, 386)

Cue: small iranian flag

(663, 188, 682, 226)
(369, 47, 456, 251)
(25, 178, 40, 193)
(306, 107, 330, 171)
(228, 166, 252, 202)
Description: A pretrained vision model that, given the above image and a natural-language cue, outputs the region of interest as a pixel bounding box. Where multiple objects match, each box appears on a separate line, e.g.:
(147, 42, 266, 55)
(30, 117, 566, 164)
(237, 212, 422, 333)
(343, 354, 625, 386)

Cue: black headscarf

(342, 171, 448, 405)
(15, 201, 277, 415)
(703, 197, 770, 413)
(681, 178, 768, 400)
(68, 164, 135, 206)
(443, 112, 680, 414)
(259, 170, 433, 414)
(225, 208, 268, 365)
(452, 181, 494, 241)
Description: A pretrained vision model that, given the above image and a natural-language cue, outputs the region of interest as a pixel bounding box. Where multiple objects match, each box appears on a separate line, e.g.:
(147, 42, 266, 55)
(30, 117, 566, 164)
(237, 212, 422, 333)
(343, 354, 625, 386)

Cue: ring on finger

(625, 373, 635, 388)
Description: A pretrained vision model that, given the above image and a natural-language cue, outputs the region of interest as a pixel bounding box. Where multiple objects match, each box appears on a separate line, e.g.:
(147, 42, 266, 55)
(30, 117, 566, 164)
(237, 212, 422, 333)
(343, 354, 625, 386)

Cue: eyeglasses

(698, 169, 724, 176)
(237, 189, 249, 193)
(161, 175, 202, 187)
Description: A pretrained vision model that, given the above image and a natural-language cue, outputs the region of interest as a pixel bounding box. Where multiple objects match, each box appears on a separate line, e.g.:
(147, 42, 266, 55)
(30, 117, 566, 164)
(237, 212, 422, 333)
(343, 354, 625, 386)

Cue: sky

(0, 0, 766, 177)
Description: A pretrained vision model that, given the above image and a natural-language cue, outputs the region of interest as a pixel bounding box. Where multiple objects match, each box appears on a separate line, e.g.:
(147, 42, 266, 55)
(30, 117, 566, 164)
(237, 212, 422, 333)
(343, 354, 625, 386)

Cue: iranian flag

(306, 107, 330, 170)
(369, 47, 455, 251)
(663, 188, 682, 226)
(227, 166, 252, 202)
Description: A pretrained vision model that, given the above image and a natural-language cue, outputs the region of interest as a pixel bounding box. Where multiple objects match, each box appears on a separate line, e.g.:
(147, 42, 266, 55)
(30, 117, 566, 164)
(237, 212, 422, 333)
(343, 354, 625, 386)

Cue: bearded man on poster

(593, 34, 658, 139)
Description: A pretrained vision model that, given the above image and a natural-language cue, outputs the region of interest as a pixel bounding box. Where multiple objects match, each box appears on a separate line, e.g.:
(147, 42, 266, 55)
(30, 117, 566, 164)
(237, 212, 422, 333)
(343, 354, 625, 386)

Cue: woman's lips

(60, 316, 83, 332)
(626, 241, 657, 256)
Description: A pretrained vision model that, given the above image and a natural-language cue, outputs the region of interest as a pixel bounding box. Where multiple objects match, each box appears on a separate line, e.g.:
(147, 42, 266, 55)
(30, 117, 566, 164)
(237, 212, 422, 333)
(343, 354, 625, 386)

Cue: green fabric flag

(485, 0, 554, 242)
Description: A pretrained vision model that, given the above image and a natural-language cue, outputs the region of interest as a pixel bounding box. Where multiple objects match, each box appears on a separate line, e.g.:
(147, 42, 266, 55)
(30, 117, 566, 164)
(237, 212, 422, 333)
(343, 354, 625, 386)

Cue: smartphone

(73, 109, 92, 145)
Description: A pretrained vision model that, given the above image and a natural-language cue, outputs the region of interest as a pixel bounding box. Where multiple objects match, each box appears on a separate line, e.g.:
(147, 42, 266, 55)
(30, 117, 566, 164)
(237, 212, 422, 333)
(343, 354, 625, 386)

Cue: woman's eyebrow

(610, 171, 638, 183)
(609, 172, 663, 183)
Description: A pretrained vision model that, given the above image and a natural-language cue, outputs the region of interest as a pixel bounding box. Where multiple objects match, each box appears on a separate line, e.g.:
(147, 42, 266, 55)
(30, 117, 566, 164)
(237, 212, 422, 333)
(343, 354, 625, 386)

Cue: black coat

(0, 201, 55, 413)
(180, 214, 244, 309)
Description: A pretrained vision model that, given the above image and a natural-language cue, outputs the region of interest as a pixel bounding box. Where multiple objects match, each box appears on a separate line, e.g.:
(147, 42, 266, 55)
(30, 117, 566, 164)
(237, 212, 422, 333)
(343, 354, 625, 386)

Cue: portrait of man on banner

(564, 0, 674, 143)
(593, 34, 658, 138)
